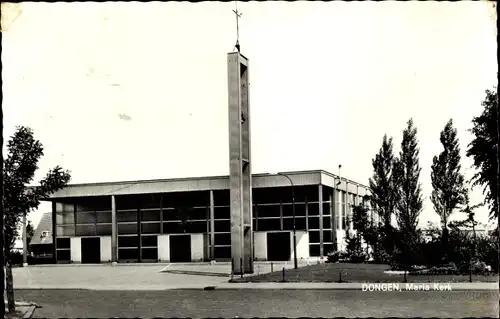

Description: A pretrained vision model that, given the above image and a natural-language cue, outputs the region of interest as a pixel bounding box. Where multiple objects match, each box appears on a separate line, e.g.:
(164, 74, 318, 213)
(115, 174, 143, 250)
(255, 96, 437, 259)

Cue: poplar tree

(369, 134, 398, 257)
(431, 119, 466, 255)
(393, 119, 423, 268)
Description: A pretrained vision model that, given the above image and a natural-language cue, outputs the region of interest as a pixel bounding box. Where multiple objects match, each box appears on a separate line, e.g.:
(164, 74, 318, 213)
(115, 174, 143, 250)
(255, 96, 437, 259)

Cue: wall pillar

(52, 201, 57, 263)
(111, 195, 118, 263)
(209, 190, 215, 260)
(330, 191, 337, 248)
(318, 185, 324, 257)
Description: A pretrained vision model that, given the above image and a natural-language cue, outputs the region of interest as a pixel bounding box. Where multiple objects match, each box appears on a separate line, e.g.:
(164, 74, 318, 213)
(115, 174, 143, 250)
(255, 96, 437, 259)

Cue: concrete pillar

(209, 190, 215, 260)
(318, 185, 324, 257)
(228, 51, 253, 275)
(22, 214, 28, 267)
(111, 195, 118, 264)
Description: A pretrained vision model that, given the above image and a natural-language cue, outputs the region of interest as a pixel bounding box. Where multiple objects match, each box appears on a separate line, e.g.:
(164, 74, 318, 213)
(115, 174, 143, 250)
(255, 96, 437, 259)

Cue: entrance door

(170, 235, 191, 262)
(81, 237, 101, 263)
(267, 232, 291, 261)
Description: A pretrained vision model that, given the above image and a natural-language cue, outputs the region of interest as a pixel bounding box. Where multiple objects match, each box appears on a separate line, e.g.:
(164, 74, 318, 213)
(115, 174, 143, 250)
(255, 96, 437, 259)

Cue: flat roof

(45, 169, 370, 199)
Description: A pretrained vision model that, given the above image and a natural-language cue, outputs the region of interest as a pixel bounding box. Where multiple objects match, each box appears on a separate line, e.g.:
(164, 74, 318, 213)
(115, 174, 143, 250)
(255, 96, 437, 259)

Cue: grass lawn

(231, 263, 499, 283)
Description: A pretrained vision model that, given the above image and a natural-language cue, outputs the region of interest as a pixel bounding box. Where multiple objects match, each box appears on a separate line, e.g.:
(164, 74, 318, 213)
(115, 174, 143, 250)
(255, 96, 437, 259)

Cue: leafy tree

(369, 134, 398, 256)
(431, 119, 467, 255)
(392, 119, 423, 269)
(352, 204, 379, 259)
(466, 88, 499, 219)
(3, 126, 71, 314)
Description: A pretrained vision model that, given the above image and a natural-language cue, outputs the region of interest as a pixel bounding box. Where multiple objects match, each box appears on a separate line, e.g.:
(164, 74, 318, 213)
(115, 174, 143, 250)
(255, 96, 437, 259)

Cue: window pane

(76, 212, 96, 224)
(296, 218, 307, 231)
(214, 220, 230, 232)
(56, 212, 74, 225)
(323, 216, 331, 229)
(283, 217, 306, 231)
(308, 203, 319, 216)
(322, 203, 330, 215)
(118, 223, 138, 235)
(96, 224, 112, 236)
(257, 205, 280, 218)
(213, 190, 230, 206)
(283, 218, 294, 231)
(323, 243, 334, 255)
(322, 186, 331, 201)
(56, 226, 75, 237)
(96, 211, 112, 223)
(257, 218, 280, 231)
(117, 210, 138, 223)
(141, 223, 161, 234)
(214, 246, 231, 259)
(141, 235, 158, 247)
(141, 209, 161, 222)
(282, 203, 307, 217)
(309, 244, 320, 257)
(188, 207, 208, 221)
(75, 224, 96, 236)
(162, 222, 183, 234)
(162, 209, 179, 222)
(308, 217, 320, 230)
(56, 237, 70, 249)
(184, 221, 207, 233)
(56, 249, 70, 261)
(214, 207, 230, 220)
(141, 248, 158, 260)
(118, 236, 139, 248)
(323, 230, 333, 243)
(119, 248, 139, 261)
(214, 233, 231, 246)
(309, 231, 320, 243)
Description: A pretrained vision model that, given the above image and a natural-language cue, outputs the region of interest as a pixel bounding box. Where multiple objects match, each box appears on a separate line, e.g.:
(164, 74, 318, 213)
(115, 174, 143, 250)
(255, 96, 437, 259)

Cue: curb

(161, 270, 230, 277)
(14, 282, 498, 291)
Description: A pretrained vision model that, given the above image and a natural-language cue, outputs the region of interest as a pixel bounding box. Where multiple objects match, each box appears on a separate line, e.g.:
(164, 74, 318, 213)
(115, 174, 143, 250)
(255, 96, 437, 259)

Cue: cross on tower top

(233, 1, 242, 52)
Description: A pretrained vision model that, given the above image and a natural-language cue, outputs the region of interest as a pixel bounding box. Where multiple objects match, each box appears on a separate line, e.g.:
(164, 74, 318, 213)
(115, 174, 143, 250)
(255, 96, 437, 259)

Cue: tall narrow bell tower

(228, 52, 253, 275)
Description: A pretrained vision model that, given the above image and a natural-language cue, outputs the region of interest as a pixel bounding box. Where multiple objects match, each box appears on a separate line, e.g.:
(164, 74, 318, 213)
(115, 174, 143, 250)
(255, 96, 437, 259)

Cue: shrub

(9, 251, 23, 267)
(326, 250, 340, 263)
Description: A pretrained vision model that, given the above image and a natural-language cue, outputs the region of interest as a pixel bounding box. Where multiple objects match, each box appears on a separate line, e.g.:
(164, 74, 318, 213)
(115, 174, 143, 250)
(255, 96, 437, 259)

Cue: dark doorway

(81, 237, 101, 264)
(170, 235, 191, 262)
(267, 232, 291, 261)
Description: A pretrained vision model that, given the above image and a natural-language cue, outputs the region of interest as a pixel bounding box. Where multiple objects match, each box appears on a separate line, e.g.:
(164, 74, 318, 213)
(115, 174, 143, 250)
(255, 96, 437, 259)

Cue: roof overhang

(44, 170, 369, 200)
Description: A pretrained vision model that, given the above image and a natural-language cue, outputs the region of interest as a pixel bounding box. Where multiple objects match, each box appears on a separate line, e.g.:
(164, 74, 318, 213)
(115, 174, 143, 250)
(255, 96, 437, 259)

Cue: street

(16, 289, 498, 318)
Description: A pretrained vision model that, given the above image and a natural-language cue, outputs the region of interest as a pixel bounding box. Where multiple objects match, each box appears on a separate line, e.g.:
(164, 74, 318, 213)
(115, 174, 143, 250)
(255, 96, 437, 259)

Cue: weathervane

(233, 1, 242, 52)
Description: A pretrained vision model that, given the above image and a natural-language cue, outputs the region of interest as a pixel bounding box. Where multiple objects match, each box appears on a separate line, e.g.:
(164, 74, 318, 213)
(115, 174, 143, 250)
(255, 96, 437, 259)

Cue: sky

(2, 1, 498, 230)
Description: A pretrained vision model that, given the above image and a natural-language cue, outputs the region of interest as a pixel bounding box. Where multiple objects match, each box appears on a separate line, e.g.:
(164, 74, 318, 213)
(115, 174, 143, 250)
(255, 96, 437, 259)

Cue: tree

(26, 220, 35, 245)
(369, 134, 398, 256)
(3, 126, 71, 314)
(466, 88, 499, 219)
(454, 188, 482, 279)
(352, 204, 379, 258)
(431, 119, 467, 255)
(392, 119, 423, 269)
